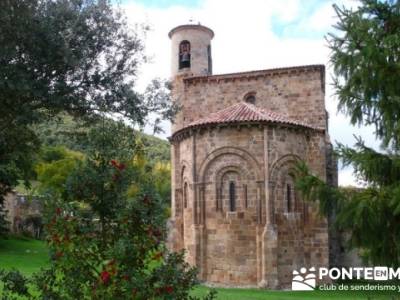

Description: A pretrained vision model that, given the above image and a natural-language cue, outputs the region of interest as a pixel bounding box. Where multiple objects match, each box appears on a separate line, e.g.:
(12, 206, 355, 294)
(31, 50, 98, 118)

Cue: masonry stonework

(168, 24, 335, 289)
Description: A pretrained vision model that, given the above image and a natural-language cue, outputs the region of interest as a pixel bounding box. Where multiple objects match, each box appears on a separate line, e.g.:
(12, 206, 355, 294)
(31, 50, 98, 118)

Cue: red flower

(164, 286, 173, 294)
(110, 159, 118, 167)
(111, 159, 126, 171)
(100, 271, 111, 285)
(55, 207, 62, 216)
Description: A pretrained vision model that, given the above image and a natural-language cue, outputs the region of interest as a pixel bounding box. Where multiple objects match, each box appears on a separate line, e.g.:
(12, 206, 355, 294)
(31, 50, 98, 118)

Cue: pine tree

(296, 0, 400, 266)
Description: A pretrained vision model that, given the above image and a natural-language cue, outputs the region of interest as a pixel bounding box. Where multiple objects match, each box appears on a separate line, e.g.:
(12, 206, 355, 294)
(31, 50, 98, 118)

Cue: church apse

(168, 23, 333, 289)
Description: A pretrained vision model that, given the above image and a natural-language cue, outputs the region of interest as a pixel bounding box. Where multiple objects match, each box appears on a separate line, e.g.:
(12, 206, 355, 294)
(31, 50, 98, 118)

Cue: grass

(0, 235, 49, 275)
(1, 237, 400, 299)
(192, 286, 400, 299)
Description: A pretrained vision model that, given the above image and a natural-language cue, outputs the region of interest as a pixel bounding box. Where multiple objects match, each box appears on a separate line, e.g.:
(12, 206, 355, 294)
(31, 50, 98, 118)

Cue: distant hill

(34, 114, 170, 164)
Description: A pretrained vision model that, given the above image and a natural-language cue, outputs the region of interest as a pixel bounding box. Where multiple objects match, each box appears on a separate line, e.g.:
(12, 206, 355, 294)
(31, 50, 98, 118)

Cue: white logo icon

(292, 267, 316, 291)
(374, 267, 388, 281)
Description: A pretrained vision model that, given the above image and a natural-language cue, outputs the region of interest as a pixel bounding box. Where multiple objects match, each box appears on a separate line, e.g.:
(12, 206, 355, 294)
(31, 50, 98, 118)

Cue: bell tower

(169, 23, 214, 134)
(169, 24, 214, 78)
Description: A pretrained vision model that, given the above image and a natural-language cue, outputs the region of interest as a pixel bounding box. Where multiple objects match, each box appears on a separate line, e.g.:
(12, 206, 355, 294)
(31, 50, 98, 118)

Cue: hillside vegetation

(34, 114, 170, 164)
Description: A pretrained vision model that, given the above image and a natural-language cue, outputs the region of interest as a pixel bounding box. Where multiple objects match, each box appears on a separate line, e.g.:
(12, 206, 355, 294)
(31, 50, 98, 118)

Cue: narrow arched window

(183, 182, 188, 209)
(179, 40, 191, 69)
(243, 184, 248, 209)
(229, 181, 236, 211)
(286, 184, 292, 212)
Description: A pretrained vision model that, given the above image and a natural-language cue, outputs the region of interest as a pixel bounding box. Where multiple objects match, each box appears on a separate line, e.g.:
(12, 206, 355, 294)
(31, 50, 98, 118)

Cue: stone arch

(200, 147, 262, 286)
(269, 154, 304, 216)
(269, 154, 306, 288)
(180, 162, 191, 209)
(180, 161, 192, 195)
(270, 154, 302, 182)
(179, 40, 191, 69)
(214, 165, 244, 212)
(179, 160, 192, 252)
(180, 160, 191, 184)
(199, 146, 263, 183)
(215, 165, 250, 184)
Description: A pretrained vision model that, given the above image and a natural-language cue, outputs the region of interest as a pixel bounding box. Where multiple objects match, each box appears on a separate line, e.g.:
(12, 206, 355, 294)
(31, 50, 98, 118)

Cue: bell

(181, 53, 190, 62)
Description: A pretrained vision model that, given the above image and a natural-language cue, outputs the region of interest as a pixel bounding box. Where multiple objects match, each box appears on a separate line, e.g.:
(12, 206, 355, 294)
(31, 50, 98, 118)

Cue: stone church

(168, 24, 337, 289)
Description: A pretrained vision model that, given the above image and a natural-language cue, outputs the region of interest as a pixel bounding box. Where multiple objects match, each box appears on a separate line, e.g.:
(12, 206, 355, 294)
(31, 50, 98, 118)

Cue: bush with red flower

(19, 122, 217, 300)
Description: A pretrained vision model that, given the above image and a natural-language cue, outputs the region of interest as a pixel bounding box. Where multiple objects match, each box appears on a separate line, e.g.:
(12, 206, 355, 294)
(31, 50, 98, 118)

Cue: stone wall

(171, 66, 326, 134)
(170, 123, 330, 288)
(4, 192, 43, 238)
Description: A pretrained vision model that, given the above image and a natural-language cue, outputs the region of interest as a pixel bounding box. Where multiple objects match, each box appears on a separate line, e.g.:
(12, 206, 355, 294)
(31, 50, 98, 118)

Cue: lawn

(192, 285, 400, 300)
(1, 237, 399, 299)
(0, 236, 49, 275)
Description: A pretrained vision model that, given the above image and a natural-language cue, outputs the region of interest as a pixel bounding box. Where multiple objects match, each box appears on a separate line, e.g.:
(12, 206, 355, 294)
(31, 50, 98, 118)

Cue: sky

(118, 0, 378, 186)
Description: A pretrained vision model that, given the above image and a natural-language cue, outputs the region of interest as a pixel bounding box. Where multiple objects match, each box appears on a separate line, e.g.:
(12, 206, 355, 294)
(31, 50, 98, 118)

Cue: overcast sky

(118, 0, 378, 186)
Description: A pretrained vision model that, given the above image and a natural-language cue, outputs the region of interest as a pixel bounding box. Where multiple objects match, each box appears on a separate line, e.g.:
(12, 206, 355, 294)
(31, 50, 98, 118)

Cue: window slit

(287, 184, 291, 212)
(244, 184, 248, 209)
(229, 181, 236, 212)
(184, 182, 188, 209)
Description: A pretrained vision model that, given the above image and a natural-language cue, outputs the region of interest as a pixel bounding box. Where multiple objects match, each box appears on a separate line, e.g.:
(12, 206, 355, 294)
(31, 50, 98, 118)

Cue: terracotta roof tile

(185, 102, 320, 130)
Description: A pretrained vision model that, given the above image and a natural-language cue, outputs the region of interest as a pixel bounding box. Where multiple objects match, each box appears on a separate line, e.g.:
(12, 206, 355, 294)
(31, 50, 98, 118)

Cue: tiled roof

(180, 102, 321, 132)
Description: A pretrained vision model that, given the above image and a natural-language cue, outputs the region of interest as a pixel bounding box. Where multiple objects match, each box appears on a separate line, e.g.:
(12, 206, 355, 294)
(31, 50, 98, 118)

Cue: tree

(34, 120, 172, 206)
(33, 114, 171, 163)
(0, 0, 175, 235)
(35, 146, 84, 200)
(296, 0, 400, 266)
(0, 121, 216, 299)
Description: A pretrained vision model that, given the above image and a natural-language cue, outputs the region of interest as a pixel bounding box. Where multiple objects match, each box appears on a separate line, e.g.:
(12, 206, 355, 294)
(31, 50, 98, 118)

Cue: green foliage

(295, 0, 400, 266)
(0, 0, 147, 121)
(294, 162, 342, 218)
(0, 123, 39, 237)
(152, 162, 172, 205)
(34, 113, 171, 164)
(191, 285, 396, 299)
(35, 146, 83, 200)
(0, 121, 213, 299)
(142, 134, 171, 164)
(0, 0, 175, 238)
(295, 163, 400, 266)
(329, 0, 400, 148)
(34, 122, 171, 216)
(34, 115, 89, 153)
(337, 137, 400, 186)
(0, 269, 30, 298)
(292, 0, 400, 266)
